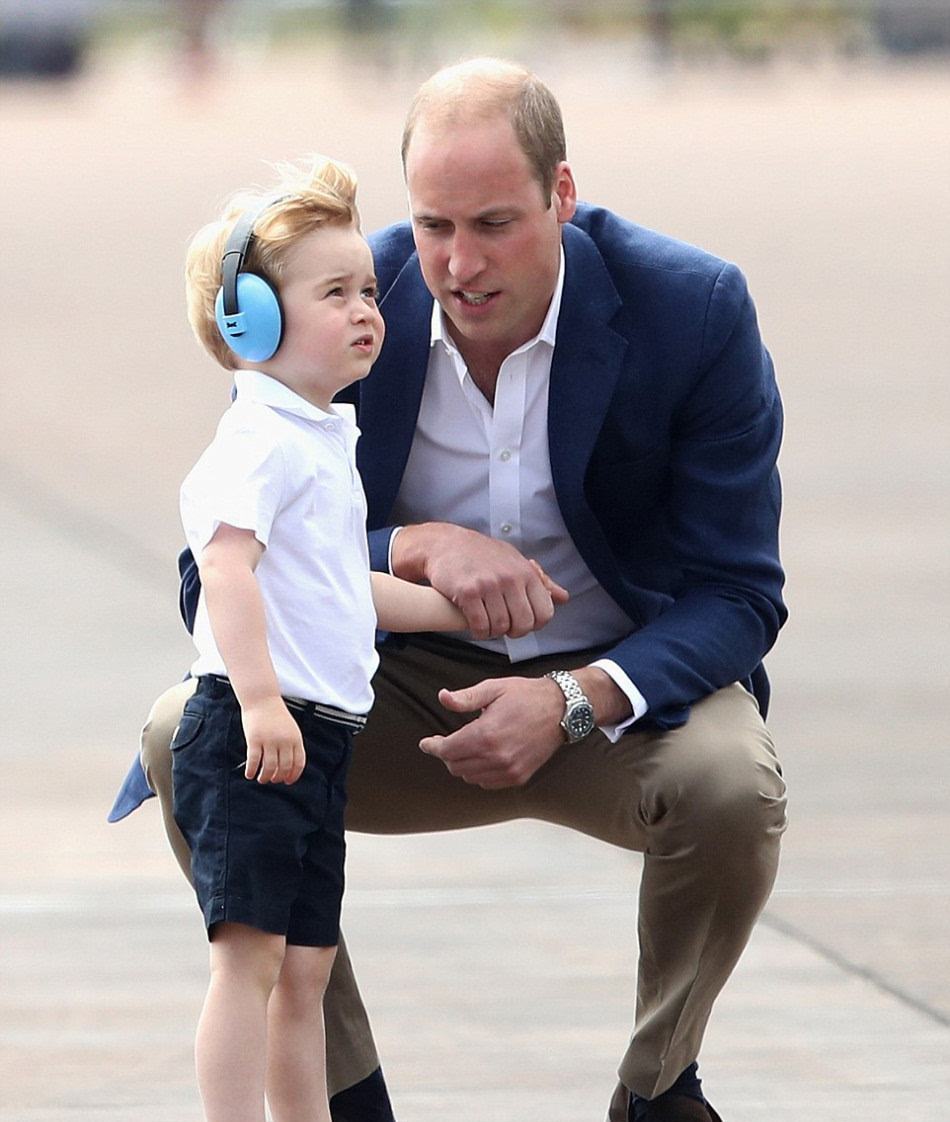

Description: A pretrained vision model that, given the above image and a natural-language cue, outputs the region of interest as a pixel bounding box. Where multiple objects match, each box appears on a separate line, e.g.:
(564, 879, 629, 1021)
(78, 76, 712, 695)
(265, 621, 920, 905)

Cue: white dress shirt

(389, 251, 647, 736)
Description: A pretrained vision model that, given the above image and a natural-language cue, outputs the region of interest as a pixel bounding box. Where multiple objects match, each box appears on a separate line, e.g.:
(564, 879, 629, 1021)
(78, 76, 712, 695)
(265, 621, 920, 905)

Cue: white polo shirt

(181, 370, 378, 714)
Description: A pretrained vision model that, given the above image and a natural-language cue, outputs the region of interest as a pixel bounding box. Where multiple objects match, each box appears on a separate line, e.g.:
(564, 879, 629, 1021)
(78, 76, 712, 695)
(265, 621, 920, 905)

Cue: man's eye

(482, 219, 511, 228)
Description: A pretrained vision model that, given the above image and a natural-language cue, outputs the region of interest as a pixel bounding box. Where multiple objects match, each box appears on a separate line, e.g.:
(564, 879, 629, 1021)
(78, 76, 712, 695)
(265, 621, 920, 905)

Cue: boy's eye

(326, 286, 343, 297)
(362, 286, 379, 301)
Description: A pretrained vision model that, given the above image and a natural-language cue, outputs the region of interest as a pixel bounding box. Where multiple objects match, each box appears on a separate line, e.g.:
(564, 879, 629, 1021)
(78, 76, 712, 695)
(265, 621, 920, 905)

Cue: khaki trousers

(141, 635, 787, 1107)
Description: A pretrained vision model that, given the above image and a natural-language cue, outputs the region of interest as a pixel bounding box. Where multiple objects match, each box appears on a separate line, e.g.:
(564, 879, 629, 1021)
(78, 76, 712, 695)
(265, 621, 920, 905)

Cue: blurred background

(5, 0, 950, 82)
(2, 2, 949, 1120)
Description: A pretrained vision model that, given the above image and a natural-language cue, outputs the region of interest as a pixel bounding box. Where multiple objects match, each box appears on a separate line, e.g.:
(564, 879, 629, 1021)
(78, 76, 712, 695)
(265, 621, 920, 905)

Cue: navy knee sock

(329, 1066, 396, 1122)
(630, 1063, 705, 1120)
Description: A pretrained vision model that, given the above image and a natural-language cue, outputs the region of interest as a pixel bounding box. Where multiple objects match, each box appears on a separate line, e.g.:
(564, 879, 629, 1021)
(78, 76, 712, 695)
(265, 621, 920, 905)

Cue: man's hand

(419, 675, 566, 788)
(241, 697, 306, 785)
(392, 522, 569, 640)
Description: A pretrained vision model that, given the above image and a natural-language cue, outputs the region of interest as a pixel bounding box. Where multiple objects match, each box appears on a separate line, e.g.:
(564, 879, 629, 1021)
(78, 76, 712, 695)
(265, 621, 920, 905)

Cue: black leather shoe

(329, 1066, 396, 1122)
(630, 1094, 723, 1121)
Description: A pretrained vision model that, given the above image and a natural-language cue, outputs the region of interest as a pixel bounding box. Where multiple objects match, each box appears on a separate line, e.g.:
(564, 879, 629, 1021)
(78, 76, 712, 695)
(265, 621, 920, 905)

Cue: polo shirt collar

(233, 369, 340, 424)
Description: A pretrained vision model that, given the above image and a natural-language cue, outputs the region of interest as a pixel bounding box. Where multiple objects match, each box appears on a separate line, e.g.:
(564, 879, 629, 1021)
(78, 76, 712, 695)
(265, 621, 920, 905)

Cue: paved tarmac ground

(1, 33, 949, 1122)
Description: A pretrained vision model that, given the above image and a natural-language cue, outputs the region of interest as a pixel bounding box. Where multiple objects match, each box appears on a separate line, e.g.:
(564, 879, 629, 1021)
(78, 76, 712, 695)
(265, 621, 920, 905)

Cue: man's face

(405, 113, 576, 363)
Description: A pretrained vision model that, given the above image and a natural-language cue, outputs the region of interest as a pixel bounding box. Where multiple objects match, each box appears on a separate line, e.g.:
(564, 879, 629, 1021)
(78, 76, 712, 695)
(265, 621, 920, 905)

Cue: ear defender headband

(214, 196, 287, 362)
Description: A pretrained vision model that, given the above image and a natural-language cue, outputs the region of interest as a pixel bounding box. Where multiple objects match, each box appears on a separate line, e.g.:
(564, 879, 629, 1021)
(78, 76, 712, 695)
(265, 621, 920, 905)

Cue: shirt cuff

(386, 526, 404, 575)
(589, 658, 649, 743)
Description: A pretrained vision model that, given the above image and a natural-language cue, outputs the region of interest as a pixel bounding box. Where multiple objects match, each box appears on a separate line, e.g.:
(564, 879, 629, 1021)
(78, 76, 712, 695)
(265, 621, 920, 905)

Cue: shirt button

(500, 522, 512, 535)
(499, 449, 512, 462)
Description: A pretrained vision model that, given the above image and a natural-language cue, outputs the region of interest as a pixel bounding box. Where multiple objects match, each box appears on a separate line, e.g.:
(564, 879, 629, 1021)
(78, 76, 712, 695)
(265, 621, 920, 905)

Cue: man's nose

(447, 232, 485, 284)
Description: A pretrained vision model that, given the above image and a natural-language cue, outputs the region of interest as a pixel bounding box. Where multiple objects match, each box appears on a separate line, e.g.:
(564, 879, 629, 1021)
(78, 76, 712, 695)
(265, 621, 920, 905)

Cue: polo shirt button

(500, 522, 512, 535)
(499, 449, 512, 462)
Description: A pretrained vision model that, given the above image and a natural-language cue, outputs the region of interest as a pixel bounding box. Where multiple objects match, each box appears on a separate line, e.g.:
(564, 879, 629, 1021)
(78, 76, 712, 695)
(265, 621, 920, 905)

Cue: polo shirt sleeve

(180, 421, 287, 557)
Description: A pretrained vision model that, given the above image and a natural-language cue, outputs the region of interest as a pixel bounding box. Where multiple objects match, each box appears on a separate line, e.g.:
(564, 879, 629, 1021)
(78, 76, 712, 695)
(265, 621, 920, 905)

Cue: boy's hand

(527, 559, 569, 603)
(240, 698, 306, 784)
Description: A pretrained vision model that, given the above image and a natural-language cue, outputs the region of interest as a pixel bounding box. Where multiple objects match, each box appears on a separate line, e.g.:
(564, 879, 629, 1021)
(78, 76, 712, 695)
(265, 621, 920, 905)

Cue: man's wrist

(545, 670, 596, 743)
(572, 666, 634, 727)
(389, 521, 452, 583)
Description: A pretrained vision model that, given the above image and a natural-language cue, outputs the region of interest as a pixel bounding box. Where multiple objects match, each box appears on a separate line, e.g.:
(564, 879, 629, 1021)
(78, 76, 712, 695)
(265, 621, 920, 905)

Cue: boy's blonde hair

(186, 156, 360, 370)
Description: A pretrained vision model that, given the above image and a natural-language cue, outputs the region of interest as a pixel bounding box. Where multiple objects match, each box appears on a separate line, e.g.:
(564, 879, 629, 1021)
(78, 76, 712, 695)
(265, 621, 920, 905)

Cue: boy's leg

(197, 922, 286, 1122)
(138, 679, 385, 1102)
(267, 944, 338, 1122)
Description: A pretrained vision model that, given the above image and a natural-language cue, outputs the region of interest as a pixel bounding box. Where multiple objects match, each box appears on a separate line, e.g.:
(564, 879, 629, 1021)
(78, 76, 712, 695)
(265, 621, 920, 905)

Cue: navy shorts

(171, 676, 356, 947)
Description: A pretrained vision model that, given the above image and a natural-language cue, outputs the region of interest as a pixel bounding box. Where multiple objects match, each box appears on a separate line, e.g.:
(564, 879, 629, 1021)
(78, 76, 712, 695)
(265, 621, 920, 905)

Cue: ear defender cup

(214, 273, 283, 363)
(213, 195, 288, 363)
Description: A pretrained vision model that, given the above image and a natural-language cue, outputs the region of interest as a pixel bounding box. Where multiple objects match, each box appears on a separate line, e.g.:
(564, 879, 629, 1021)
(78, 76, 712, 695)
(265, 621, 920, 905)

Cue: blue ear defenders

(214, 197, 286, 362)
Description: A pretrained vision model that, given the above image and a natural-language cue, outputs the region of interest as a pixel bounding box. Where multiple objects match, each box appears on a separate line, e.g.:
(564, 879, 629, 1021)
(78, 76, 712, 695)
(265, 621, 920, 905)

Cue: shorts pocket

(171, 711, 204, 752)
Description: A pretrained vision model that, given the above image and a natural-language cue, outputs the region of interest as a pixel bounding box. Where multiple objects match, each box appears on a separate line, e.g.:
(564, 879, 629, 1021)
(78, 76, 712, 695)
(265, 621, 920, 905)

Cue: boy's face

(260, 223, 384, 410)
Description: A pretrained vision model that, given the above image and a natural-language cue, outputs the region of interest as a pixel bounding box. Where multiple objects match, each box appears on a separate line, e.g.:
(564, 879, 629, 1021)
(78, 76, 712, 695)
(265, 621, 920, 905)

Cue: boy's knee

(210, 924, 287, 993)
(277, 945, 338, 1013)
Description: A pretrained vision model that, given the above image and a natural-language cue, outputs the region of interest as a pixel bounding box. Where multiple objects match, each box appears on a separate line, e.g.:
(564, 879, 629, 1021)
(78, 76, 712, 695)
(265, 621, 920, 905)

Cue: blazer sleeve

(368, 526, 397, 573)
(178, 545, 199, 633)
(603, 263, 786, 727)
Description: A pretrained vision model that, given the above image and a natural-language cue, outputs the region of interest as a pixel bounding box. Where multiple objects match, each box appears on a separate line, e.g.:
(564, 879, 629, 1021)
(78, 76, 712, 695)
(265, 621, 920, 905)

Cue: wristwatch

(545, 670, 596, 743)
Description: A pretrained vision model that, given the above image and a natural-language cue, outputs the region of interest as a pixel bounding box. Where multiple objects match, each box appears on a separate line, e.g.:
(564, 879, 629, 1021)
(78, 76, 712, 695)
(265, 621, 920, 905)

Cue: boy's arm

(371, 571, 466, 633)
(371, 561, 566, 634)
(199, 524, 305, 785)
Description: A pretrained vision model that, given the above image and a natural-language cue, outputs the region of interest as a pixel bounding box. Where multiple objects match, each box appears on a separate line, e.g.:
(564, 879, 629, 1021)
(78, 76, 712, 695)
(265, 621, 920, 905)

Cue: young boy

(175, 157, 562, 1122)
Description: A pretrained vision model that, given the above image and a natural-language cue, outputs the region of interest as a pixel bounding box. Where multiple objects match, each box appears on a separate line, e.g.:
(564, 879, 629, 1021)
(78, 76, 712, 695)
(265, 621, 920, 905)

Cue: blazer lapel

(356, 253, 432, 528)
(357, 222, 633, 604)
(548, 223, 630, 595)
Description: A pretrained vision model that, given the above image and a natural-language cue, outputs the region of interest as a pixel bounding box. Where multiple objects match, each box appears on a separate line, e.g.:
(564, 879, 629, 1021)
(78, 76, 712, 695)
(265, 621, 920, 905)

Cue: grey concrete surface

(1, 36, 949, 1122)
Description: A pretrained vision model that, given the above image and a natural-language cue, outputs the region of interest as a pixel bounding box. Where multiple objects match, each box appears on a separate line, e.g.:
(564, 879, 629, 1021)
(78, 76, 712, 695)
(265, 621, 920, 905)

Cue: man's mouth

(456, 290, 497, 306)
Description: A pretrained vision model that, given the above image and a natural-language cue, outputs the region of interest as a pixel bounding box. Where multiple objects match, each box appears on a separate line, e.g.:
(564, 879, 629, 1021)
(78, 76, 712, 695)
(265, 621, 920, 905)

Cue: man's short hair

(400, 58, 567, 202)
(185, 156, 359, 370)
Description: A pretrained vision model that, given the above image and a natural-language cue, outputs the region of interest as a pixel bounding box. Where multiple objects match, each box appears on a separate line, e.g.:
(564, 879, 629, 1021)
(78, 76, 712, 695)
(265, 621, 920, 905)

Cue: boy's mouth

(352, 334, 375, 350)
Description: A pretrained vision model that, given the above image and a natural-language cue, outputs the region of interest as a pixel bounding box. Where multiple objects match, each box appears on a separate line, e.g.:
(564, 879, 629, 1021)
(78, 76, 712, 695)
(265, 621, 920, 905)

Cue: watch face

(566, 703, 595, 739)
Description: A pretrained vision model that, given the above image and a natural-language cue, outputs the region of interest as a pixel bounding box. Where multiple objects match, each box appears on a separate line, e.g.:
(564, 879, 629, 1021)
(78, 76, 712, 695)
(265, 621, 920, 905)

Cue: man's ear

(552, 161, 578, 224)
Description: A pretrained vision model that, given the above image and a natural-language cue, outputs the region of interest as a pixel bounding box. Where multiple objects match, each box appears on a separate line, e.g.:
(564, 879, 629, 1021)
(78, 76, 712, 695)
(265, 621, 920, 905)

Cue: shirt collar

(233, 369, 341, 425)
(429, 245, 565, 364)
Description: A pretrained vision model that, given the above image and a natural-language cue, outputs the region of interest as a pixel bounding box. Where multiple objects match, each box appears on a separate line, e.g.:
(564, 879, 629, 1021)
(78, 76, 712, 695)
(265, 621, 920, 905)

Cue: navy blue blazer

(179, 203, 785, 732)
